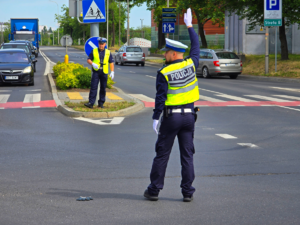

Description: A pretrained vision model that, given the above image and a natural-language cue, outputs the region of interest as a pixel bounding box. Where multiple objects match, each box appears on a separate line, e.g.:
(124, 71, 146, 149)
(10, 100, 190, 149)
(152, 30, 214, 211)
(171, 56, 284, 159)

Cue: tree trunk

(112, 9, 115, 47)
(195, 14, 207, 48)
(158, 20, 165, 49)
(279, 18, 289, 60)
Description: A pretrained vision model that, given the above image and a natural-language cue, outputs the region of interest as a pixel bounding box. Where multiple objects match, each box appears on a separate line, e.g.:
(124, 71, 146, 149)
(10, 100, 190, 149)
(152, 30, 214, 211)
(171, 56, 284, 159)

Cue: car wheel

(136, 63, 139, 66)
(35, 53, 38, 58)
(121, 61, 124, 66)
(202, 67, 210, 78)
(115, 58, 118, 65)
(34, 64, 36, 72)
(141, 63, 145, 67)
(229, 74, 238, 79)
(29, 77, 34, 86)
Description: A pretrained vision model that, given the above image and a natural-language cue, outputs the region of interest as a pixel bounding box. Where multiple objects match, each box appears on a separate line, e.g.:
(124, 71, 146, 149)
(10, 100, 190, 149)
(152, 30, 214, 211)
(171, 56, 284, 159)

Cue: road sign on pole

(84, 36, 107, 57)
(82, 0, 106, 23)
(162, 23, 175, 34)
(264, 0, 282, 26)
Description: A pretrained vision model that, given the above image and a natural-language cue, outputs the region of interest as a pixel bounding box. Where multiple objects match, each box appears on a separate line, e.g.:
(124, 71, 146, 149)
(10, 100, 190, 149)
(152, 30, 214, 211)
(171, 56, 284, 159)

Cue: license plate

(225, 64, 236, 66)
(5, 76, 18, 80)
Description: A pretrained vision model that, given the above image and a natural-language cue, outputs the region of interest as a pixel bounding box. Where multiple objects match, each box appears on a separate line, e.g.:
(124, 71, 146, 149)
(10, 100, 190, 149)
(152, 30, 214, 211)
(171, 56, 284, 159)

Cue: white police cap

(161, 38, 188, 53)
(98, 37, 107, 43)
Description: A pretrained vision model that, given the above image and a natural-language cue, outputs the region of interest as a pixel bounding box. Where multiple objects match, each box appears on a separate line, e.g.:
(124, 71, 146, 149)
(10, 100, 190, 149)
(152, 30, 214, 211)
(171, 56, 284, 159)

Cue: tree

(43, 26, 47, 34)
(177, 0, 225, 48)
(48, 27, 53, 33)
(226, 0, 300, 60)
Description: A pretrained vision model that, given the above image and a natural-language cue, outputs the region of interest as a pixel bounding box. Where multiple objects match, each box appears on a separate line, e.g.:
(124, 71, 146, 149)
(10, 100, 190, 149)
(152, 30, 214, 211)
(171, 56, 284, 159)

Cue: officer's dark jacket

(153, 27, 200, 120)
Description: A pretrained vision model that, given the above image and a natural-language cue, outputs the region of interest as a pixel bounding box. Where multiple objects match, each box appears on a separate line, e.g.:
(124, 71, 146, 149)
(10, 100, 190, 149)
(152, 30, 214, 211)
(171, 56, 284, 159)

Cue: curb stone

(47, 73, 145, 118)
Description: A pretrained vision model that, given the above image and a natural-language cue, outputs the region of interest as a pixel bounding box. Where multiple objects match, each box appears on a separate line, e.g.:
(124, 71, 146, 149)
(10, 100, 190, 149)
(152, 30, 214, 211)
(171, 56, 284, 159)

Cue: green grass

(65, 101, 135, 112)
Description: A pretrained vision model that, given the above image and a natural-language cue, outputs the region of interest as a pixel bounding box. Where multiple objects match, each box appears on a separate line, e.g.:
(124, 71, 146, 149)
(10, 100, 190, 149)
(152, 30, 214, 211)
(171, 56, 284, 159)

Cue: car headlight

(22, 66, 32, 73)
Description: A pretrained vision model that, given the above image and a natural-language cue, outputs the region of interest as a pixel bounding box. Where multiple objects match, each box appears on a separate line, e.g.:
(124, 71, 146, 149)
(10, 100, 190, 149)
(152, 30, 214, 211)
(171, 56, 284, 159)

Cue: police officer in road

(84, 37, 114, 109)
(144, 8, 200, 202)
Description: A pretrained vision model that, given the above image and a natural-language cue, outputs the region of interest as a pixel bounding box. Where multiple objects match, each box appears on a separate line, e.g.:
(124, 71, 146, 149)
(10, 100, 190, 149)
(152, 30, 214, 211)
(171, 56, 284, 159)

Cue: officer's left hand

(153, 120, 159, 134)
(110, 71, 114, 80)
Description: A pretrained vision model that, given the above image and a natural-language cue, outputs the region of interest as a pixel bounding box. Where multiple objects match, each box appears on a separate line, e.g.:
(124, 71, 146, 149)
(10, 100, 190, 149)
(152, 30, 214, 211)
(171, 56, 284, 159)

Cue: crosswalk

(0, 93, 56, 109)
(130, 93, 300, 108)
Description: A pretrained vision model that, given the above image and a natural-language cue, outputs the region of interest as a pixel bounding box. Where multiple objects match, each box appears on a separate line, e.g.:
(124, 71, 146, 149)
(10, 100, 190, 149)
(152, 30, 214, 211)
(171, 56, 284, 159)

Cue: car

(1, 43, 37, 72)
(10, 40, 38, 58)
(0, 49, 35, 86)
(114, 45, 145, 66)
(197, 49, 243, 79)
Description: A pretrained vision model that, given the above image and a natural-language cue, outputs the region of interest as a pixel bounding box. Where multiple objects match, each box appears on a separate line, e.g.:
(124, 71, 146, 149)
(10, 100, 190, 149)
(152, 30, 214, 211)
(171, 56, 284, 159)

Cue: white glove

(184, 8, 193, 27)
(110, 71, 114, 80)
(92, 63, 99, 70)
(153, 120, 159, 134)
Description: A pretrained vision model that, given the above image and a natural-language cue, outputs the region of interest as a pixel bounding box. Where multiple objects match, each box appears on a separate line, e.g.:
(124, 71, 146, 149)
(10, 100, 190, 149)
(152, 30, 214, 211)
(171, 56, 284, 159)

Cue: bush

(107, 75, 115, 89)
(73, 67, 91, 89)
(56, 71, 79, 90)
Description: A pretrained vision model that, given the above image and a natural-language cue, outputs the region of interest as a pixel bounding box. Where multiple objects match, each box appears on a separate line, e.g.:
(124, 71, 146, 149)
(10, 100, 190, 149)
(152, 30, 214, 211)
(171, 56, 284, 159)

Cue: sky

(0, 0, 151, 30)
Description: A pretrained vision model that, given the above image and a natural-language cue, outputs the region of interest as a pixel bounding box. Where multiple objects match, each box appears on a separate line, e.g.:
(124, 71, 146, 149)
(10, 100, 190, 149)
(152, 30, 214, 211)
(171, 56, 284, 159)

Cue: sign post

(264, 0, 282, 73)
(162, 7, 176, 39)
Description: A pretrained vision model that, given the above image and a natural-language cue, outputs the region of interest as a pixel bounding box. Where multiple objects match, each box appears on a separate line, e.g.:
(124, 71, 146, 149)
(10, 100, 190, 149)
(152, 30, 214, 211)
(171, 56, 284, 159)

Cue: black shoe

(183, 196, 193, 202)
(144, 189, 158, 201)
(84, 102, 93, 108)
(98, 103, 104, 108)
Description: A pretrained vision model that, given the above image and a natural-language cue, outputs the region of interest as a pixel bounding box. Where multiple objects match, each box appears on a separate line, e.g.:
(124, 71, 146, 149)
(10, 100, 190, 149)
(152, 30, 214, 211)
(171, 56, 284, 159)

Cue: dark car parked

(1, 43, 37, 72)
(10, 40, 38, 58)
(0, 49, 35, 86)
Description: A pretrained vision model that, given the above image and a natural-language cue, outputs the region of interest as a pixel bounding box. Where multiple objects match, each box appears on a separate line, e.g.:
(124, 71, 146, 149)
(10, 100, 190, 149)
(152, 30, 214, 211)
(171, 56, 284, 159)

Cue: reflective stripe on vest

(92, 48, 111, 74)
(160, 58, 199, 106)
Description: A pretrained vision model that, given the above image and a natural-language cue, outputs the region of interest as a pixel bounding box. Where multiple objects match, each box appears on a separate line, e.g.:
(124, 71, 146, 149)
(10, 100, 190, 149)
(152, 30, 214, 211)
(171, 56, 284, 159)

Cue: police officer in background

(144, 8, 200, 202)
(84, 37, 115, 109)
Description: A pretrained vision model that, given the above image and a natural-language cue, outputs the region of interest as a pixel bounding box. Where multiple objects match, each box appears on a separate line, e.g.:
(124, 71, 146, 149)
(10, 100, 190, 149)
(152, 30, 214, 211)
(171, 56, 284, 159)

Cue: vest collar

(166, 59, 184, 65)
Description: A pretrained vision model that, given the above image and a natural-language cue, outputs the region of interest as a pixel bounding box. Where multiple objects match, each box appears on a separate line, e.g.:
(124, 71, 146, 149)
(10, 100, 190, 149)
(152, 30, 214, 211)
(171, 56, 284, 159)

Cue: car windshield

(0, 52, 29, 63)
(216, 52, 239, 59)
(126, 47, 142, 52)
(1, 45, 29, 54)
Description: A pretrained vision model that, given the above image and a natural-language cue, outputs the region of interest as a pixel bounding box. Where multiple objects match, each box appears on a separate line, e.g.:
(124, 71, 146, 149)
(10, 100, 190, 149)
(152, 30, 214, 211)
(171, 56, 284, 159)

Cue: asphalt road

(0, 46, 299, 225)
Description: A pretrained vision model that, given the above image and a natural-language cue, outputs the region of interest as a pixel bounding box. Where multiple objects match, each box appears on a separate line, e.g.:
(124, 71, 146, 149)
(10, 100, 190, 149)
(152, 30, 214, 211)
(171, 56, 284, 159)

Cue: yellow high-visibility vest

(160, 58, 199, 106)
(92, 48, 111, 74)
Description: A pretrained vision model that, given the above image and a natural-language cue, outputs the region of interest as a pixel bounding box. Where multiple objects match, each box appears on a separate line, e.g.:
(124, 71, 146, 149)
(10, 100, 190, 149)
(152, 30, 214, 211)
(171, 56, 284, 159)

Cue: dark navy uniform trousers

(88, 70, 108, 105)
(148, 111, 196, 197)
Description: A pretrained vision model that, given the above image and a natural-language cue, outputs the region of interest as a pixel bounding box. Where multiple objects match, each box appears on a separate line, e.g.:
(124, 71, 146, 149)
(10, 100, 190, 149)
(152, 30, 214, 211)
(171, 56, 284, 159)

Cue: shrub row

(53, 61, 115, 90)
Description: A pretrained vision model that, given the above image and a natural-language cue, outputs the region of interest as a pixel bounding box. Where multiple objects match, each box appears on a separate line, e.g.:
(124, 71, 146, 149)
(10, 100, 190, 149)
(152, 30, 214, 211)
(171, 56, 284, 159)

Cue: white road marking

(278, 106, 300, 112)
(0, 107, 4, 109)
(88, 41, 97, 49)
(117, 68, 121, 70)
(129, 94, 155, 102)
(273, 95, 300, 101)
(23, 94, 41, 103)
(238, 143, 258, 148)
(69, 61, 75, 63)
(25, 89, 41, 92)
(0, 90, 12, 92)
(216, 134, 237, 139)
(44, 61, 50, 76)
(146, 75, 156, 79)
(198, 88, 223, 94)
(244, 95, 291, 102)
(129, 71, 136, 73)
(271, 87, 300, 92)
(0, 95, 10, 103)
(22, 106, 40, 109)
(216, 94, 257, 102)
(200, 95, 225, 102)
(74, 117, 125, 125)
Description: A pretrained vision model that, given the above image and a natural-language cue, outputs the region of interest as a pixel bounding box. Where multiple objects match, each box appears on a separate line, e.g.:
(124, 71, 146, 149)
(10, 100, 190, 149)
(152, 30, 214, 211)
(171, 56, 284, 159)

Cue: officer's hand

(110, 71, 114, 80)
(184, 8, 193, 27)
(92, 63, 99, 70)
(153, 120, 159, 134)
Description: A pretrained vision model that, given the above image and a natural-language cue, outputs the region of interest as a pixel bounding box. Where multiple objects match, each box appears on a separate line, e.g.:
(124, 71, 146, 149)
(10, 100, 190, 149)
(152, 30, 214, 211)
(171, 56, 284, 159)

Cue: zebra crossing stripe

(0, 95, 10, 104)
(23, 94, 41, 103)
(273, 95, 300, 101)
(215, 94, 257, 102)
(244, 95, 291, 102)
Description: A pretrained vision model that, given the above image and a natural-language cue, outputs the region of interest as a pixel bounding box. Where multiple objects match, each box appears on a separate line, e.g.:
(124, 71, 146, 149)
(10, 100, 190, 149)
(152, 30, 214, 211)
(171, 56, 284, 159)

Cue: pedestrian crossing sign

(82, 0, 106, 23)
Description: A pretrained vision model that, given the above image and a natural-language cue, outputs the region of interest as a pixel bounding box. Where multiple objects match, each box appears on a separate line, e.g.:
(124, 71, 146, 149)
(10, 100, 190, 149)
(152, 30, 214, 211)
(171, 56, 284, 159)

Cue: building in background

(225, 11, 300, 54)
(151, 9, 224, 48)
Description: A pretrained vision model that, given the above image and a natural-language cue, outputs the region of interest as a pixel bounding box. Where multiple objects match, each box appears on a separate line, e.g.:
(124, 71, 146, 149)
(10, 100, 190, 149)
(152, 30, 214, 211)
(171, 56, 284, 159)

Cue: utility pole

(167, 0, 169, 39)
(140, 19, 144, 38)
(127, 0, 129, 45)
(53, 32, 54, 45)
(1, 22, 3, 44)
(49, 0, 59, 46)
(265, 27, 269, 74)
(119, 1, 120, 46)
(107, 0, 109, 44)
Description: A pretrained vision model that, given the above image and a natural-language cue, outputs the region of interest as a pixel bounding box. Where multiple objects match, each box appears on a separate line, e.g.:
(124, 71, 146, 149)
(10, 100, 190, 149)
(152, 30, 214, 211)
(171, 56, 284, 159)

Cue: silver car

(114, 45, 145, 66)
(197, 49, 242, 79)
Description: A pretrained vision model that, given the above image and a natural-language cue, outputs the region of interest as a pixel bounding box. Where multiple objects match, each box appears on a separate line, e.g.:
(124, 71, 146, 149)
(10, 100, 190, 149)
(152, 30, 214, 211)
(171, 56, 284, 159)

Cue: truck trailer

(9, 18, 40, 57)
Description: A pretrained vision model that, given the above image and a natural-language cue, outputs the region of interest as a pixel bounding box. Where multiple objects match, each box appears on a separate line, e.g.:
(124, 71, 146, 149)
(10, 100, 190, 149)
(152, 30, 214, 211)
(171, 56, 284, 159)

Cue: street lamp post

(49, 0, 59, 46)
(140, 19, 144, 38)
(127, 0, 129, 45)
